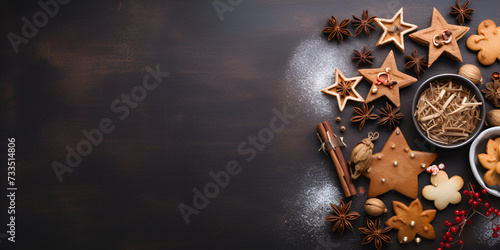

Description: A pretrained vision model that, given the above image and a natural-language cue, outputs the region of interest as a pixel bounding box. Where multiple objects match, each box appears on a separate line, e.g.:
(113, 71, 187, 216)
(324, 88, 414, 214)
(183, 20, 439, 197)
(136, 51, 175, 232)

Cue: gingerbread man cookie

(422, 171, 464, 210)
(385, 199, 436, 244)
(467, 20, 500, 66)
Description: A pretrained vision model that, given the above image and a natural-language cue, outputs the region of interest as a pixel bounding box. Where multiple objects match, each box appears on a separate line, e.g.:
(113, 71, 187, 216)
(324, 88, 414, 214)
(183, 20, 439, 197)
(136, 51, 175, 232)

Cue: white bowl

(469, 127, 500, 197)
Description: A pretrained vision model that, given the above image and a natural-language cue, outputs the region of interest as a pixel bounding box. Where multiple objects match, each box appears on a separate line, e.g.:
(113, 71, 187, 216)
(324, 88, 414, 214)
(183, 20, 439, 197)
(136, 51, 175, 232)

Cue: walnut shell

(458, 64, 483, 85)
(364, 198, 388, 217)
(486, 109, 500, 127)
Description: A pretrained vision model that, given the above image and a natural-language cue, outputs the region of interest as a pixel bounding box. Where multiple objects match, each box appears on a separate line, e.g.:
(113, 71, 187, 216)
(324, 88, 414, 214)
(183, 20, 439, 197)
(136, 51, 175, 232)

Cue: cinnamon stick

(317, 121, 357, 197)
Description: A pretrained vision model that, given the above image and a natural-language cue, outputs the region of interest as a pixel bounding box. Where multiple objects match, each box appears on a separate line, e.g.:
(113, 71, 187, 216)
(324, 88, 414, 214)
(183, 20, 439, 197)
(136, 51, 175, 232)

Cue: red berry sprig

(437, 183, 500, 249)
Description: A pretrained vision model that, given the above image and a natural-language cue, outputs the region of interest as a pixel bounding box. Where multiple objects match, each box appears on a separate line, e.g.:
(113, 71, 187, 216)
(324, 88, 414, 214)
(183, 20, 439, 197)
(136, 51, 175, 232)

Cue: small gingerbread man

(422, 171, 464, 210)
(467, 19, 500, 65)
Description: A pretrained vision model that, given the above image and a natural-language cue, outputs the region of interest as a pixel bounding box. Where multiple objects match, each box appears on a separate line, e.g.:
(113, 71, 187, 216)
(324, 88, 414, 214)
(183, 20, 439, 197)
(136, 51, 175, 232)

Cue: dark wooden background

(1, 0, 500, 249)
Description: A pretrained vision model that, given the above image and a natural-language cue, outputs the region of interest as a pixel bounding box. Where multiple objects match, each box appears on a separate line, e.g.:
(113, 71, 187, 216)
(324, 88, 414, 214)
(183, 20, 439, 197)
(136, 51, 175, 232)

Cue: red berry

(469, 199, 473, 204)
(456, 216, 462, 223)
(467, 220, 472, 225)
(460, 210, 466, 215)
(444, 220, 450, 226)
(495, 209, 499, 214)
(455, 210, 460, 215)
(497, 212, 500, 217)
(473, 201, 478, 207)
(445, 242, 451, 248)
(485, 202, 490, 208)
(488, 207, 493, 212)
(459, 240, 463, 245)
(446, 232, 451, 237)
(440, 242, 445, 247)
(463, 190, 469, 195)
(448, 237, 453, 242)
(437, 248, 442, 250)
(493, 232, 498, 238)
(483, 188, 488, 194)
(443, 235, 448, 241)
(472, 184, 476, 189)
(451, 227, 457, 233)
(494, 227, 499, 232)
(479, 198, 483, 202)
(475, 192, 480, 198)
(486, 211, 491, 216)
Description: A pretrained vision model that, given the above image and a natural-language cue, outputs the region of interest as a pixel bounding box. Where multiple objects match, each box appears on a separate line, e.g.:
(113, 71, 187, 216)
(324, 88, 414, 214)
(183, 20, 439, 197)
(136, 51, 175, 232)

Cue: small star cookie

(374, 8, 418, 52)
(422, 171, 464, 210)
(321, 68, 364, 112)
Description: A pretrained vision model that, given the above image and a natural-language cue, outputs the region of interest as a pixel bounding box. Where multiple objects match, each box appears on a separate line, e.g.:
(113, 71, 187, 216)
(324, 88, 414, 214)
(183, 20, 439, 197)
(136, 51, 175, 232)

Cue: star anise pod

(334, 79, 354, 97)
(377, 102, 404, 130)
(352, 47, 375, 67)
(404, 48, 428, 78)
(350, 103, 379, 130)
(322, 16, 352, 43)
(351, 10, 376, 37)
(450, 0, 474, 25)
(324, 199, 360, 235)
(482, 79, 500, 107)
(359, 217, 392, 250)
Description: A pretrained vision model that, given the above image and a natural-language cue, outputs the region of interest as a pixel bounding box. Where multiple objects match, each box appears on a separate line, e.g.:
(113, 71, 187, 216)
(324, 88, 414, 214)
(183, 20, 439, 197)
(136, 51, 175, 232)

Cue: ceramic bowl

(469, 127, 500, 197)
(411, 74, 486, 149)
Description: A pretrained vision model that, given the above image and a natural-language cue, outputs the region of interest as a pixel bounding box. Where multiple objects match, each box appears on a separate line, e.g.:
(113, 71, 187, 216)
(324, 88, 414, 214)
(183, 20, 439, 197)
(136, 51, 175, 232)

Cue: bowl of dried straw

(412, 74, 486, 149)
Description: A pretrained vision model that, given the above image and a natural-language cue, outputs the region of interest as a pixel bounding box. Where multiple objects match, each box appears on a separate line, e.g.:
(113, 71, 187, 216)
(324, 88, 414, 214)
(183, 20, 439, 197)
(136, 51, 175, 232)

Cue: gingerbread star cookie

(321, 68, 364, 112)
(374, 8, 418, 52)
(385, 199, 436, 244)
(467, 19, 500, 66)
(362, 127, 438, 199)
(409, 8, 470, 67)
(422, 171, 464, 210)
(358, 51, 417, 107)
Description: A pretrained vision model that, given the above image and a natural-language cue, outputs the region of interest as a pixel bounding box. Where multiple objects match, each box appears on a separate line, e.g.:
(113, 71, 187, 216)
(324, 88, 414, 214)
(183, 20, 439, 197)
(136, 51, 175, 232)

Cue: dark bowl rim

(411, 73, 486, 149)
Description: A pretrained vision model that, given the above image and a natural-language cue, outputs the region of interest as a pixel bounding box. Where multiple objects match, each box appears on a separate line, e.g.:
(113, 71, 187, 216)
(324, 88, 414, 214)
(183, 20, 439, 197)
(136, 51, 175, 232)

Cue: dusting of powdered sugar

(280, 161, 342, 245)
(284, 35, 366, 116)
(470, 218, 500, 247)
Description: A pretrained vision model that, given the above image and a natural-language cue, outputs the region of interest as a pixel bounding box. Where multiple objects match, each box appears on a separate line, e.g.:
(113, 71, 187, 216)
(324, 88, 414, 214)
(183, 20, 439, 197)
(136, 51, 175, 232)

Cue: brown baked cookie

(385, 199, 436, 244)
(467, 20, 500, 66)
(358, 51, 417, 107)
(363, 127, 438, 199)
(409, 8, 469, 67)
